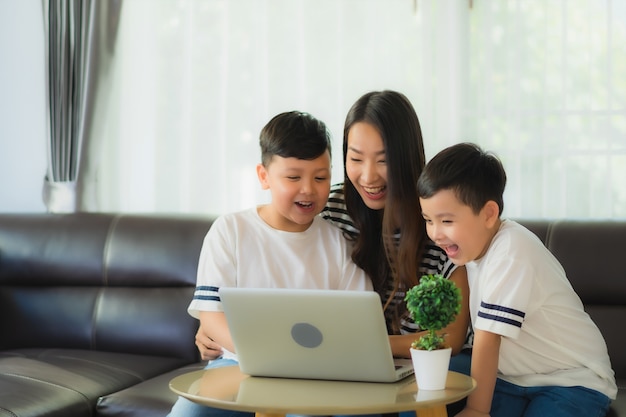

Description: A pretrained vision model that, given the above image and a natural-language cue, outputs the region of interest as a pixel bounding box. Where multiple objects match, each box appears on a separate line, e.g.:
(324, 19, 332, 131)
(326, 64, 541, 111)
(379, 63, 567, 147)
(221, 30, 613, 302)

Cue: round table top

(169, 365, 476, 416)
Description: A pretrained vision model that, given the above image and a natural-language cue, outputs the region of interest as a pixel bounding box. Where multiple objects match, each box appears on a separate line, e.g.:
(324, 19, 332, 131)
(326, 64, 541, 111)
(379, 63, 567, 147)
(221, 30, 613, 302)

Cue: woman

(321, 90, 470, 362)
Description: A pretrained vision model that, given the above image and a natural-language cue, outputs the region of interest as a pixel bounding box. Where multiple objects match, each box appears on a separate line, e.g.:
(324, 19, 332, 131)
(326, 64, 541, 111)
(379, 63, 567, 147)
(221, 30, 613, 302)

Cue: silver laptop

(218, 287, 414, 383)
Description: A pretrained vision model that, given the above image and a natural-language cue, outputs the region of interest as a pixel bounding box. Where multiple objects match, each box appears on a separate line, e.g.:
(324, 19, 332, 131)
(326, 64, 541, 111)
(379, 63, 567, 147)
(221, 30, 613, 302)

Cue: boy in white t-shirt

(417, 142, 616, 417)
(168, 111, 372, 417)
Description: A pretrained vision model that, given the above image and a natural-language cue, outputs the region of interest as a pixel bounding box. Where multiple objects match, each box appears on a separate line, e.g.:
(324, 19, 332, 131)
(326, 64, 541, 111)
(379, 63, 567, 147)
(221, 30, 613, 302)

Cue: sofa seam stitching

(91, 214, 121, 350)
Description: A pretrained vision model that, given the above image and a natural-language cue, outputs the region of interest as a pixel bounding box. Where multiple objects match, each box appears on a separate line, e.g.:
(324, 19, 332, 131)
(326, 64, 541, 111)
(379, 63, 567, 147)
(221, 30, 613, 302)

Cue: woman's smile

(361, 184, 387, 200)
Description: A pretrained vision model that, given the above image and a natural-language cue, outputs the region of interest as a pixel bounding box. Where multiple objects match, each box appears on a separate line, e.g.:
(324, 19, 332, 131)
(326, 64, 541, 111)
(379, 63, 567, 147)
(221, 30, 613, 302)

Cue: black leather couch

(0, 213, 624, 417)
(0, 213, 212, 417)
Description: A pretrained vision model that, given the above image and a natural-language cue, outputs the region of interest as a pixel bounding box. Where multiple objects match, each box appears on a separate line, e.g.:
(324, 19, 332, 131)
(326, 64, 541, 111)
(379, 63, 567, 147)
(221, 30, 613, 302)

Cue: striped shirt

(320, 183, 457, 335)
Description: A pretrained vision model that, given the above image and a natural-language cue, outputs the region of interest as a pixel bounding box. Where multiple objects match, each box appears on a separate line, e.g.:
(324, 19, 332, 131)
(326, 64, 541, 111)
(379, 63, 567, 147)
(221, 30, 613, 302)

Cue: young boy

(417, 142, 616, 417)
(168, 111, 372, 417)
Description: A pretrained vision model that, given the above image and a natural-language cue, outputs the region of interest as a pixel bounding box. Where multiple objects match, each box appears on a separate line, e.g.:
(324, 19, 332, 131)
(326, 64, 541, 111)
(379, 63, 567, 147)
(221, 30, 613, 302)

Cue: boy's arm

(195, 325, 224, 361)
(457, 329, 501, 417)
(199, 311, 235, 354)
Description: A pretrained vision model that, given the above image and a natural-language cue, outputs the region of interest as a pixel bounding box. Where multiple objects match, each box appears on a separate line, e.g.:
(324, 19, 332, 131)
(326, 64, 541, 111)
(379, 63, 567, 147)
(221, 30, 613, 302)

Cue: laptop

(218, 287, 414, 383)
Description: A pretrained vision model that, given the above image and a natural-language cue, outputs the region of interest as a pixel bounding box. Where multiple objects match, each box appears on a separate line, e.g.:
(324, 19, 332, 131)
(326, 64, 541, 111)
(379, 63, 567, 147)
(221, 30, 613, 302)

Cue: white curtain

(465, 0, 626, 219)
(86, 0, 626, 219)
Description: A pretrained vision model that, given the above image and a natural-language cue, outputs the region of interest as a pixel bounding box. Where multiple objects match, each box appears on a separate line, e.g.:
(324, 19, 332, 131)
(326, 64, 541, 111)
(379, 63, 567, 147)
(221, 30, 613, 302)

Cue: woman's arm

(389, 265, 470, 358)
(389, 332, 427, 358)
(441, 265, 470, 355)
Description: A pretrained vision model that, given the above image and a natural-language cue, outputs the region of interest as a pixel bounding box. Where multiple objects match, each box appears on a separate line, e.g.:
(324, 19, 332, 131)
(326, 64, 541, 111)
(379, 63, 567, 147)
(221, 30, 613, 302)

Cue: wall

(0, 0, 47, 212)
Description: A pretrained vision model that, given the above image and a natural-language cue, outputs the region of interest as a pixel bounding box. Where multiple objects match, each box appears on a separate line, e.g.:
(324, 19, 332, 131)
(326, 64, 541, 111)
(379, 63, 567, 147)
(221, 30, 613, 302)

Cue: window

(90, 0, 626, 219)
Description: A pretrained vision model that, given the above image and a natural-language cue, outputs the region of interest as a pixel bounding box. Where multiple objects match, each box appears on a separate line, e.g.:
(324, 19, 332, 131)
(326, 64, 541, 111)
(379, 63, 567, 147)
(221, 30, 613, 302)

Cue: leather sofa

(0, 213, 212, 417)
(0, 213, 624, 417)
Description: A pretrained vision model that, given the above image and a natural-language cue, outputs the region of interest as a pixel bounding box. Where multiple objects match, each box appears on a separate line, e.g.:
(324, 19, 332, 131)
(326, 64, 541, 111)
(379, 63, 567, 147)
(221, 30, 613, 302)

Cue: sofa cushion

(96, 362, 207, 417)
(0, 349, 191, 416)
(0, 374, 91, 417)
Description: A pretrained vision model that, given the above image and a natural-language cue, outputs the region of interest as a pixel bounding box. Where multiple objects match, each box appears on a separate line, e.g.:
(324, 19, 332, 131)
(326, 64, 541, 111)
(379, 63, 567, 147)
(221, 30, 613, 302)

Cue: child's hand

(455, 407, 490, 417)
(195, 327, 223, 361)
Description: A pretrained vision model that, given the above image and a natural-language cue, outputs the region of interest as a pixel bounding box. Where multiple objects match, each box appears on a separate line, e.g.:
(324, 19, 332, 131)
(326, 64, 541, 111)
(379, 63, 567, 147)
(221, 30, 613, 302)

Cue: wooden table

(169, 365, 475, 417)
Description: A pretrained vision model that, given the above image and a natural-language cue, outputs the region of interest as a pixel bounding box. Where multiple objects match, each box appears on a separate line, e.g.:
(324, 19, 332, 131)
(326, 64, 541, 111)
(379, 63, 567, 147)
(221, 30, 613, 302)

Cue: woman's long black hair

(343, 90, 428, 333)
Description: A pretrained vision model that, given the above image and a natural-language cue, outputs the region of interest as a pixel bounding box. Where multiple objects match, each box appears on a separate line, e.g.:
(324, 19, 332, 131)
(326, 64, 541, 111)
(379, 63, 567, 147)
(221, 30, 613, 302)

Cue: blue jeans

(491, 378, 611, 417)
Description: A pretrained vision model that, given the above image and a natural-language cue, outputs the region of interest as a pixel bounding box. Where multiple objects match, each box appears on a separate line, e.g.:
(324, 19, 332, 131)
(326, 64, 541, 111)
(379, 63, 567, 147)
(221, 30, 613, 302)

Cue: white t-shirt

(466, 219, 617, 399)
(188, 206, 372, 316)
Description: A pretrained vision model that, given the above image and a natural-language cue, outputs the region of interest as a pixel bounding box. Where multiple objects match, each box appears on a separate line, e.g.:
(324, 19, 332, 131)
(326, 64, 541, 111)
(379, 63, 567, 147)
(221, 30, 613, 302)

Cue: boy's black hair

(417, 142, 507, 216)
(259, 111, 331, 166)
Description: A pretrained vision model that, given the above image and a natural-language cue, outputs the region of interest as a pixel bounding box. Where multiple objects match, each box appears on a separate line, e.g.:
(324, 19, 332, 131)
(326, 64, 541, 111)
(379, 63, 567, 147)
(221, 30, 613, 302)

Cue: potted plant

(404, 274, 461, 390)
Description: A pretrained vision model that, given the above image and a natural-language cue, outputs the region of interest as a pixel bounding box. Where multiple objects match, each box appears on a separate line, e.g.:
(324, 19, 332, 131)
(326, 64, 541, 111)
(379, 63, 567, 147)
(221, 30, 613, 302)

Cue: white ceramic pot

(409, 346, 452, 390)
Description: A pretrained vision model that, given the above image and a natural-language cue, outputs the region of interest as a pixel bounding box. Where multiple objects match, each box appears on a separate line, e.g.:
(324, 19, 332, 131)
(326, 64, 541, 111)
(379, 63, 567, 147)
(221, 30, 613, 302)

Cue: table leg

(415, 404, 448, 417)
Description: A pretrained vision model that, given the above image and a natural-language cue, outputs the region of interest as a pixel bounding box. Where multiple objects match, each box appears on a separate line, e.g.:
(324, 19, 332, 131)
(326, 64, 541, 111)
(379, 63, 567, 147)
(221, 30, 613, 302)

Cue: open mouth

(362, 185, 386, 197)
(295, 201, 314, 209)
(443, 244, 460, 258)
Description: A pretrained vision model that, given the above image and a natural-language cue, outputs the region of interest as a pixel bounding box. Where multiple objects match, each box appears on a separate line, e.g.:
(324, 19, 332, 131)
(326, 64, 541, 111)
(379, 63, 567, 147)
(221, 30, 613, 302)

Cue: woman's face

(345, 122, 388, 210)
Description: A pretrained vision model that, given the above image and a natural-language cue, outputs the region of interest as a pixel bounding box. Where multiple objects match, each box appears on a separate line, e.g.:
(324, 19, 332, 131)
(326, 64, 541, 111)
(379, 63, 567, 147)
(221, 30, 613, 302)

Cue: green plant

(404, 274, 461, 351)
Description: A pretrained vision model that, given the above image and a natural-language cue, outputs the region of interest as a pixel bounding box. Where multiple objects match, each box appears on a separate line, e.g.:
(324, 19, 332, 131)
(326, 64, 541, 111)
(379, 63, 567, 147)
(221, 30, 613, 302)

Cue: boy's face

(419, 189, 499, 266)
(257, 151, 331, 232)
